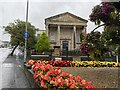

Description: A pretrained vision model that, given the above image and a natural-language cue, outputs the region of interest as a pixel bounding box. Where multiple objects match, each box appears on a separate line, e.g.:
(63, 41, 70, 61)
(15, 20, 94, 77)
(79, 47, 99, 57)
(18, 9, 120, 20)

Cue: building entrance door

(62, 41, 68, 51)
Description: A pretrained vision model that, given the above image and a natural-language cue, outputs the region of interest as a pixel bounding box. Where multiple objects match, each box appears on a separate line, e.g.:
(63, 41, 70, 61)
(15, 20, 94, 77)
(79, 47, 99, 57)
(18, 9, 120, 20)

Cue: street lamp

(24, 0, 29, 63)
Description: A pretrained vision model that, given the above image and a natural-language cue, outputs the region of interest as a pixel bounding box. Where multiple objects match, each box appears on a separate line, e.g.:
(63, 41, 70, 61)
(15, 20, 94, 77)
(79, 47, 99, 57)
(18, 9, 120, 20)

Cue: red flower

(40, 80, 47, 88)
(75, 76, 82, 82)
(70, 84, 77, 88)
(52, 77, 56, 81)
(45, 64, 53, 71)
(80, 79, 87, 86)
(85, 85, 94, 90)
(35, 78, 38, 82)
(59, 78, 65, 86)
(27, 60, 35, 66)
(32, 62, 96, 89)
(41, 75, 49, 81)
(33, 74, 37, 79)
(61, 72, 69, 77)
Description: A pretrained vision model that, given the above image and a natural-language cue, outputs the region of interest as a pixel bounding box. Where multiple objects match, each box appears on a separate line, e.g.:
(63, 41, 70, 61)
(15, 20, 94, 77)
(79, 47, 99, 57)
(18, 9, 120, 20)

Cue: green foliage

(35, 32, 50, 52)
(86, 31, 101, 44)
(80, 31, 103, 60)
(103, 25, 120, 45)
(89, 2, 115, 25)
(4, 19, 37, 49)
(80, 33, 84, 42)
(89, 2, 120, 58)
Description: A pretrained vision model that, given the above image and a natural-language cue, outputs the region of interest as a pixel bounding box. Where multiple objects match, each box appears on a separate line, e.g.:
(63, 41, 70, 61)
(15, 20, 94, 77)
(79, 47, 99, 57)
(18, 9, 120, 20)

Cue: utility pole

(24, 0, 29, 63)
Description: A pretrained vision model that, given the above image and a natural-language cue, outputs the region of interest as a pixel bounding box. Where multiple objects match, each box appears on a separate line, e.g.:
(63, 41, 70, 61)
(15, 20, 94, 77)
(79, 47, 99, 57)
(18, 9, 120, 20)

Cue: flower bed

(26, 60, 99, 89)
(72, 61, 120, 67)
(27, 59, 120, 67)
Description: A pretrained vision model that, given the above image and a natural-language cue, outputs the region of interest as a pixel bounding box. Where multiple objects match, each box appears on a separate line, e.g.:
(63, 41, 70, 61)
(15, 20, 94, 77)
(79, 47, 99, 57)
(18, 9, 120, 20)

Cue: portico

(45, 12, 87, 50)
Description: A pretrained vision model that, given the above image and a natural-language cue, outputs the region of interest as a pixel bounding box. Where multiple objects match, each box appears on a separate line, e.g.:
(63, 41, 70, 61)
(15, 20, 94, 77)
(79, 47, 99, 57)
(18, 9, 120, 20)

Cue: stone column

(57, 25, 60, 46)
(73, 25, 76, 49)
(82, 26, 86, 34)
(45, 24, 49, 36)
(84, 26, 87, 33)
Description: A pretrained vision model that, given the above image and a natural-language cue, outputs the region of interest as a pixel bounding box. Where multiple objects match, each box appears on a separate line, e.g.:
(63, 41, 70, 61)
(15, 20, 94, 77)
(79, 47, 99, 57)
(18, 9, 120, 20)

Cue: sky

(0, 0, 103, 41)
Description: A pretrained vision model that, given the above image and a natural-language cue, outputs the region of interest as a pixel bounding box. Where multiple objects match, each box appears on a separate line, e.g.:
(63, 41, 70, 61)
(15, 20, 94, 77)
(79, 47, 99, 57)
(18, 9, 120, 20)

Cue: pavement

(2, 55, 31, 89)
(0, 48, 11, 90)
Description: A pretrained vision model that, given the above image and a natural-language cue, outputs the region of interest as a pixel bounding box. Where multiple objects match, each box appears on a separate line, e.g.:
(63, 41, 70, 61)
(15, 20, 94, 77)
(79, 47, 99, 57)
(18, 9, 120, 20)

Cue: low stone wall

(24, 65, 39, 88)
(61, 67, 119, 88)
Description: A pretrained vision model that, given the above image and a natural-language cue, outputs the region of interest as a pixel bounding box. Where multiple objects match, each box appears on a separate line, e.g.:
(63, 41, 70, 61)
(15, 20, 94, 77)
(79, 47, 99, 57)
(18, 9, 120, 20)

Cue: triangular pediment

(45, 12, 87, 23)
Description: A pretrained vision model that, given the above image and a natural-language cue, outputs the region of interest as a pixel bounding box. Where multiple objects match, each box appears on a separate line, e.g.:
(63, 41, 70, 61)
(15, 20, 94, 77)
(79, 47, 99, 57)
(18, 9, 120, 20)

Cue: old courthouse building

(45, 12, 88, 51)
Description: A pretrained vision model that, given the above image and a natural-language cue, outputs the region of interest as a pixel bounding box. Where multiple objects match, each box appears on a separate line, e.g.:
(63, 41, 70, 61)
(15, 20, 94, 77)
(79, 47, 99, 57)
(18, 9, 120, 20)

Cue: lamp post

(24, 0, 29, 63)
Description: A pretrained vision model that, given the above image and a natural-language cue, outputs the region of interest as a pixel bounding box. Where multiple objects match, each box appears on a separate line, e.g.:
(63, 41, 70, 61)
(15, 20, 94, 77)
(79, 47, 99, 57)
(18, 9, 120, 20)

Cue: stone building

(45, 12, 88, 51)
(35, 29, 45, 38)
(0, 39, 3, 47)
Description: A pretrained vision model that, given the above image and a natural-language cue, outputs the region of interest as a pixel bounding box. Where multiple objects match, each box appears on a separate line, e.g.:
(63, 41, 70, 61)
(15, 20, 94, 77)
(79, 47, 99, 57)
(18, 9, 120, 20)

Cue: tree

(89, 2, 120, 44)
(4, 19, 37, 55)
(88, 1, 120, 61)
(35, 32, 50, 52)
(80, 2, 120, 60)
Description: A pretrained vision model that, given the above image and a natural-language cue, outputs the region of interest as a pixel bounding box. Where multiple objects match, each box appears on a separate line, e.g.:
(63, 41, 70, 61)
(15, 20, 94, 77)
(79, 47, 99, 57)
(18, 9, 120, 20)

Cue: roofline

(45, 12, 88, 24)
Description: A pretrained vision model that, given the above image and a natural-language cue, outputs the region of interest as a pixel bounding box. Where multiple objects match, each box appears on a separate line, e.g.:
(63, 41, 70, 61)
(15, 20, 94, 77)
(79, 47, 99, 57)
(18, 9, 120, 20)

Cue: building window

(37, 34, 40, 37)
(76, 32, 81, 43)
(50, 31, 55, 42)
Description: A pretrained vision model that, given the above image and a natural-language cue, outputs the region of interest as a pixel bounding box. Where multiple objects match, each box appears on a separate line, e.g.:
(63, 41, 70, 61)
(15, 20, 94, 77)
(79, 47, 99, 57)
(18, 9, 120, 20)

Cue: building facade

(0, 40, 10, 48)
(45, 12, 88, 50)
(35, 29, 46, 38)
(0, 40, 3, 47)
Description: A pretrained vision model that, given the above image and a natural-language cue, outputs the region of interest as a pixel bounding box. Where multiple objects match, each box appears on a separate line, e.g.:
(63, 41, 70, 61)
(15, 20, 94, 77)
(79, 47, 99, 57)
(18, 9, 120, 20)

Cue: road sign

(24, 32, 28, 38)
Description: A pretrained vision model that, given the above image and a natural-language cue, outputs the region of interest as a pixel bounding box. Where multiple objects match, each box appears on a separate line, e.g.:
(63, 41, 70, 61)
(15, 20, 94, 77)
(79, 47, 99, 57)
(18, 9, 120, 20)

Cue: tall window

(50, 31, 55, 42)
(76, 32, 81, 43)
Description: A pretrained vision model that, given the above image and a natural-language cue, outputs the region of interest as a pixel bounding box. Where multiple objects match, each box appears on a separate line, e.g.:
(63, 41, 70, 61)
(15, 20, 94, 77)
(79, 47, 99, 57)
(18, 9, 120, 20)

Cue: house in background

(0, 40, 10, 48)
(35, 29, 46, 38)
(2, 40, 10, 47)
(0, 39, 3, 47)
(45, 12, 88, 51)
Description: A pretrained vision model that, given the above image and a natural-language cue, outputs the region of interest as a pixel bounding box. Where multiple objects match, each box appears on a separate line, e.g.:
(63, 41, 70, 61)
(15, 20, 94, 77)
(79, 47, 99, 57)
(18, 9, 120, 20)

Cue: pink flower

(40, 80, 47, 88)
(85, 85, 94, 90)
(70, 84, 77, 88)
(32, 63, 96, 89)
(41, 75, 49, 81)
(75, 76, 82, 82)
(61, 72, 69, 77)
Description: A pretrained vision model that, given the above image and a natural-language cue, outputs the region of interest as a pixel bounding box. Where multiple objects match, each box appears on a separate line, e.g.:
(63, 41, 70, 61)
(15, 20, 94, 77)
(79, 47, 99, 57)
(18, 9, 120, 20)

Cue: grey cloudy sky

(0, 0, 103, 41)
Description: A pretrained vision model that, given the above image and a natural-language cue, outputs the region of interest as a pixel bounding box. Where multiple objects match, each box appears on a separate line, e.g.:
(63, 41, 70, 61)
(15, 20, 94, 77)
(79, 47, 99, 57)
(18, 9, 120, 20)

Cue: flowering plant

(89, 2, 115, 24)
(80, 42, 95, 54)
(32, 63, 95, 89)
(27, 60, 36, 66)
(27, 59, 120, 68)
(72, 61, 120, 67)
(80, 31, 102, 60)
(86, 31, 101, 44)
(47, 60, 71, 67)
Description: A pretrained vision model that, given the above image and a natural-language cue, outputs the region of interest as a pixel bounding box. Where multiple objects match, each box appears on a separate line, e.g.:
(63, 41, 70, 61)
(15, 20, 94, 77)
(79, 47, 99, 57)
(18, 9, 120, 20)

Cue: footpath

(2, 55, 31, 89)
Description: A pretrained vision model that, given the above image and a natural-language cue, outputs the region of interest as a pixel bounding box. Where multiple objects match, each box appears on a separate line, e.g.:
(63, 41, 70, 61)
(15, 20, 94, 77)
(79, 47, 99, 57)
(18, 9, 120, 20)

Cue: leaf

(78, 84, 83, 89)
